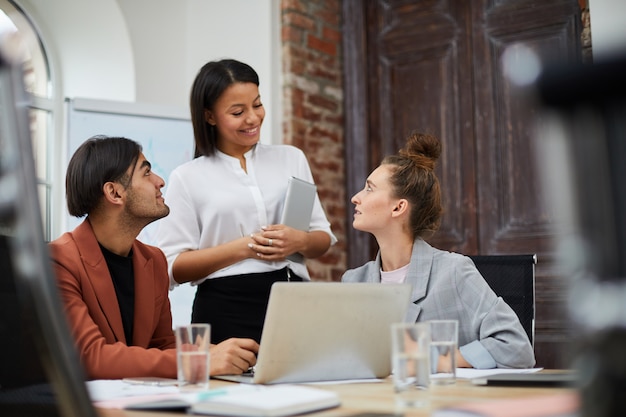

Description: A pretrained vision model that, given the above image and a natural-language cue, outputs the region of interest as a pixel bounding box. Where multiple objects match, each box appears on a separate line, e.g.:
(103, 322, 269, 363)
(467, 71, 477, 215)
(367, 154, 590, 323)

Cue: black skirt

(191, 267, 302, 344)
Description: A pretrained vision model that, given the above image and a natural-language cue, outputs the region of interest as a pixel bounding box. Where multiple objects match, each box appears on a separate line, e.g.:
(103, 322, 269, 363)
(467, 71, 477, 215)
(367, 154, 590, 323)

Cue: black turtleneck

(99, 244, 135, 345)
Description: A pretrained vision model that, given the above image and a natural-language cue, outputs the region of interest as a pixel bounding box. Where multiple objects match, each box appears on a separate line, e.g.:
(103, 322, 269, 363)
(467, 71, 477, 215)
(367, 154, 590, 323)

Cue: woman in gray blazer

(342, 132, 535, 369)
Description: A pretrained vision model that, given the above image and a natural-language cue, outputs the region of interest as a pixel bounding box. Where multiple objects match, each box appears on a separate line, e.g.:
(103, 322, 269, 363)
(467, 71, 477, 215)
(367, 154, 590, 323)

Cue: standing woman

(157, 59, 336, 344)
(342, 132, 535, 369)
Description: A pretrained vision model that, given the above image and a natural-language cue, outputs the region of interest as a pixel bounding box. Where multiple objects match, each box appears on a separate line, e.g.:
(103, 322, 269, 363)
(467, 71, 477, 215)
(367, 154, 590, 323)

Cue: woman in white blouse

(156, 59, 336, 344)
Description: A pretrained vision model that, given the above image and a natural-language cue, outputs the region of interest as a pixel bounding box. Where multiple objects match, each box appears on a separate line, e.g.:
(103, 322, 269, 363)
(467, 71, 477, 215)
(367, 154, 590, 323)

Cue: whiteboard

(66, 97, 196, 327)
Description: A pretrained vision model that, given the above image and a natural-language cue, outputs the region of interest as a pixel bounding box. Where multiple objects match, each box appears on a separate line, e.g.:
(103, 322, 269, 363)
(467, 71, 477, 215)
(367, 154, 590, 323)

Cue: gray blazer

(342, 238, 536, 369)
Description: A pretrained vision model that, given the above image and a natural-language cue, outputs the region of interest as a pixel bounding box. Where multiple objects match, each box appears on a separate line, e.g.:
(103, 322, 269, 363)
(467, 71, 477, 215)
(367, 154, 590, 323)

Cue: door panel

(473, 0, 582, 257)
(365, 0, 478, 255)
(470, 1, 581, 368)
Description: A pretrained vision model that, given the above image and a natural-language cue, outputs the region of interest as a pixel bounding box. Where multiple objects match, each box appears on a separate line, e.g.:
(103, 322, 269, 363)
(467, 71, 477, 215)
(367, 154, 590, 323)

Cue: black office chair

(468, 254, 537, 346)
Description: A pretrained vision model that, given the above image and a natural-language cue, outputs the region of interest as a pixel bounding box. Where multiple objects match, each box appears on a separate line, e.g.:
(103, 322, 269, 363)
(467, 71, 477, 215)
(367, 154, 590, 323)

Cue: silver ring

(268, 238, 273, 246)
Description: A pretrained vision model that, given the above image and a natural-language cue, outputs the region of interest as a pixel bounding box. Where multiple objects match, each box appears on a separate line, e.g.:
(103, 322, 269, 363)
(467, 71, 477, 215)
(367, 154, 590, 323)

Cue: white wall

(18, 0, 279, 132)
(589, 0, 626, 61)
(117, 0, 279, 113)
(17, 0, 135, 101)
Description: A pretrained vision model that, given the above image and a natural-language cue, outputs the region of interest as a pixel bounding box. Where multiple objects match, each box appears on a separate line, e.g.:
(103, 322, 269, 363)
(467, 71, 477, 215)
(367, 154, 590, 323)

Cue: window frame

(1, 0, 57, 241)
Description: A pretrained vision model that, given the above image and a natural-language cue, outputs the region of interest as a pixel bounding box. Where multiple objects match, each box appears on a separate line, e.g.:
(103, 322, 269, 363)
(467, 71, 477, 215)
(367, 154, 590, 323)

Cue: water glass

(175, 323, 210, 390)
(391, 322, 431, 408)
(429, 320, 458, 385)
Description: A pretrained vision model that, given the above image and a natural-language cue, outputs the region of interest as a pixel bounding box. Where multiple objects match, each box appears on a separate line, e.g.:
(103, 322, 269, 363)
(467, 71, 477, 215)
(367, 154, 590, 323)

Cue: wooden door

(343, 0, 582, 368)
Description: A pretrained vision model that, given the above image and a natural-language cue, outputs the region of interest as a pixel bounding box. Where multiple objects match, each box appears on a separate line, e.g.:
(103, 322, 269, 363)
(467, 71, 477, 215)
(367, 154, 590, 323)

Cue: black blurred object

(537, 54, 626, 417)
(0, 235, 51, 389)
(0, 36, 97, 417)
(0, 383, 58, 417)
(576, 328, 626, 417)
(469, 254, 536, 345)
(537, 54, 626, 110)
(537, 56, 626, 282)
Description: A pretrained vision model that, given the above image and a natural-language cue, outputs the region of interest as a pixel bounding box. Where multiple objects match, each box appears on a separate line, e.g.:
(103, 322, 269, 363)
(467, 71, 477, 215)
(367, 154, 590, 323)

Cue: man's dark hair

(65, 135, 142, 217)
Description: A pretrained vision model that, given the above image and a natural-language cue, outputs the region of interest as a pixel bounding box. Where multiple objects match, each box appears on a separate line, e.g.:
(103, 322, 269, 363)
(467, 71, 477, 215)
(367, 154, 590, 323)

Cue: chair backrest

(468, 254, 536, 346)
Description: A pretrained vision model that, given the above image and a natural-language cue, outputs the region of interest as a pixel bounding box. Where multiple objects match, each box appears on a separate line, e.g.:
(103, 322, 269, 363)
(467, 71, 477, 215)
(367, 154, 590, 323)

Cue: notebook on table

(189, 385, 340, 417)
(471, 371, 579, 387)
(214, 282, 412, 384)
(123, 384, 340, 416)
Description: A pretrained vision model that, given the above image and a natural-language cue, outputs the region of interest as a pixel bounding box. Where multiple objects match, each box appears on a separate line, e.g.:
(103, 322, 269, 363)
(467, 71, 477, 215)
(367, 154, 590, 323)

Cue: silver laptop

(214, 282, 411, 384)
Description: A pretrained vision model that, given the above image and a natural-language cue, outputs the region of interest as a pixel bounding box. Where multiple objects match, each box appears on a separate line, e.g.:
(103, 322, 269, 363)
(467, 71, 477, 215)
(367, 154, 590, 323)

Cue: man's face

(123, 153, 170, 225)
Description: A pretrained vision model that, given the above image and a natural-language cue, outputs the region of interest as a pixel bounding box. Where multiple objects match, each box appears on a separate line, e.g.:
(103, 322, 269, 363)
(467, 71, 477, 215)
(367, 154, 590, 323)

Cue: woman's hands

(247, 225, 331, 261)
(247, 225, 307, 260)
(172, 227, 328, 284)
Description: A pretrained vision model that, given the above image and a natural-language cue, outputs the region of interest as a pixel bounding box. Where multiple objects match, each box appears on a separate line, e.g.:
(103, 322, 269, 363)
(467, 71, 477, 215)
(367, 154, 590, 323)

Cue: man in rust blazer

(49, 136, 258, 380)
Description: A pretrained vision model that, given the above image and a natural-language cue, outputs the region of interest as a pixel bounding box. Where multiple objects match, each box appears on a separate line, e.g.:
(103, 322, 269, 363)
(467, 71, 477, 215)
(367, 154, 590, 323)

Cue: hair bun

(398, 132, 441, 170)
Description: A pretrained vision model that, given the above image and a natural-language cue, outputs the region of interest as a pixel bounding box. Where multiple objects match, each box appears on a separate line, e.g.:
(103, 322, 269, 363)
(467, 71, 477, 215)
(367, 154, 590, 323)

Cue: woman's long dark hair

(190, 59, 260, 158)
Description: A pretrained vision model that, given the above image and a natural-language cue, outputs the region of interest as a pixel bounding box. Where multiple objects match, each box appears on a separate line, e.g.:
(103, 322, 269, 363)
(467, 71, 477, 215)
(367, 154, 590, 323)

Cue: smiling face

(205, 82, 265, 157)
(351, 164, 402, 235)
(122, 152, 170, 226)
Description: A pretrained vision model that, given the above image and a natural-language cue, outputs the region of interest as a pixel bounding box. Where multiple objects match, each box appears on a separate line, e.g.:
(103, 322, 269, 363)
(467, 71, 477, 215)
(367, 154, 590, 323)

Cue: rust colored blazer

(49, 219, 177, 380)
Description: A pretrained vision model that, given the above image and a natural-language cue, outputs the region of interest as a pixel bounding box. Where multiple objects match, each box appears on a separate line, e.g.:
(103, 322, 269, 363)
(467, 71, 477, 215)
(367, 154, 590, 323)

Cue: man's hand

(209, 338, 259, 376)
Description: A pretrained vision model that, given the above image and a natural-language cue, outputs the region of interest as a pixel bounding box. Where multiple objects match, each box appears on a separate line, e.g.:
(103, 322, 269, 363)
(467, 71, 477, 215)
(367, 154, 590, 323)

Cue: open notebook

(215, 282, 412, 384)
(122, 384, 340, 416)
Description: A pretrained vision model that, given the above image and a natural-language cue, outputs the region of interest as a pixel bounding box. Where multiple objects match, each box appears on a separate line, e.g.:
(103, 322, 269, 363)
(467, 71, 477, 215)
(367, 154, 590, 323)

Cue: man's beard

(123, 192, 170, 229)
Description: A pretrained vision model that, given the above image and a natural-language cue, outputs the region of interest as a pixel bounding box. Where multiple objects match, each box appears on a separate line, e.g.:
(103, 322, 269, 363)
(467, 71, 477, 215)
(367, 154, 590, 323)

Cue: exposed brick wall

(280, 0, 346, 281)
(279, 0, 591, 283)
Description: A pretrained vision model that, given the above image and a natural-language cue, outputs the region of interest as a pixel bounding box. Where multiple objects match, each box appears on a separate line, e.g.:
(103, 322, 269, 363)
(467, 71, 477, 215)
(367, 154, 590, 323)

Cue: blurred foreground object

(0, 34, 97, 417)
(535, 53, 626, 417)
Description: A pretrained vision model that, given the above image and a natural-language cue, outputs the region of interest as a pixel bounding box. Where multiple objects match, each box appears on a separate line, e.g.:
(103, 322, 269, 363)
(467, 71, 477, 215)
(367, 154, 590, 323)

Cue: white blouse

(155, 143, 336, 287)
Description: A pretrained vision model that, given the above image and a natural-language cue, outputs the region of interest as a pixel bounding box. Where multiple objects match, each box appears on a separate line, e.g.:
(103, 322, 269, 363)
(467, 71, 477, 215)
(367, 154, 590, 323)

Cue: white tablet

(280, 176, 317, 231)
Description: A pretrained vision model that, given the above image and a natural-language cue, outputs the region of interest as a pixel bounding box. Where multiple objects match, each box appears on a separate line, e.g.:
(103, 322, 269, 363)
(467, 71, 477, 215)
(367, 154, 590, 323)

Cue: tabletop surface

(96, 374, 578, 417)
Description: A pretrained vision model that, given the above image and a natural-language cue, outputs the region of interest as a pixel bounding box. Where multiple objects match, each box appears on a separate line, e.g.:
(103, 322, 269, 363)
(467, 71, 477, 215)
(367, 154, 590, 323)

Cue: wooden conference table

(97, 373, 577, 417)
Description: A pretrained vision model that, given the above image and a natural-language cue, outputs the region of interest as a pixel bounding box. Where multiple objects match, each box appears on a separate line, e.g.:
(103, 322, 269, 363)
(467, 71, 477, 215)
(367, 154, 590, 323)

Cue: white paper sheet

(451, 367, 543, 380)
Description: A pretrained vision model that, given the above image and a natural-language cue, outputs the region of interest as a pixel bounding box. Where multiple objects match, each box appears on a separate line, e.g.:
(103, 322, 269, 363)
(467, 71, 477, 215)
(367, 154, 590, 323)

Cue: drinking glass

(391, 322, 431, 409)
